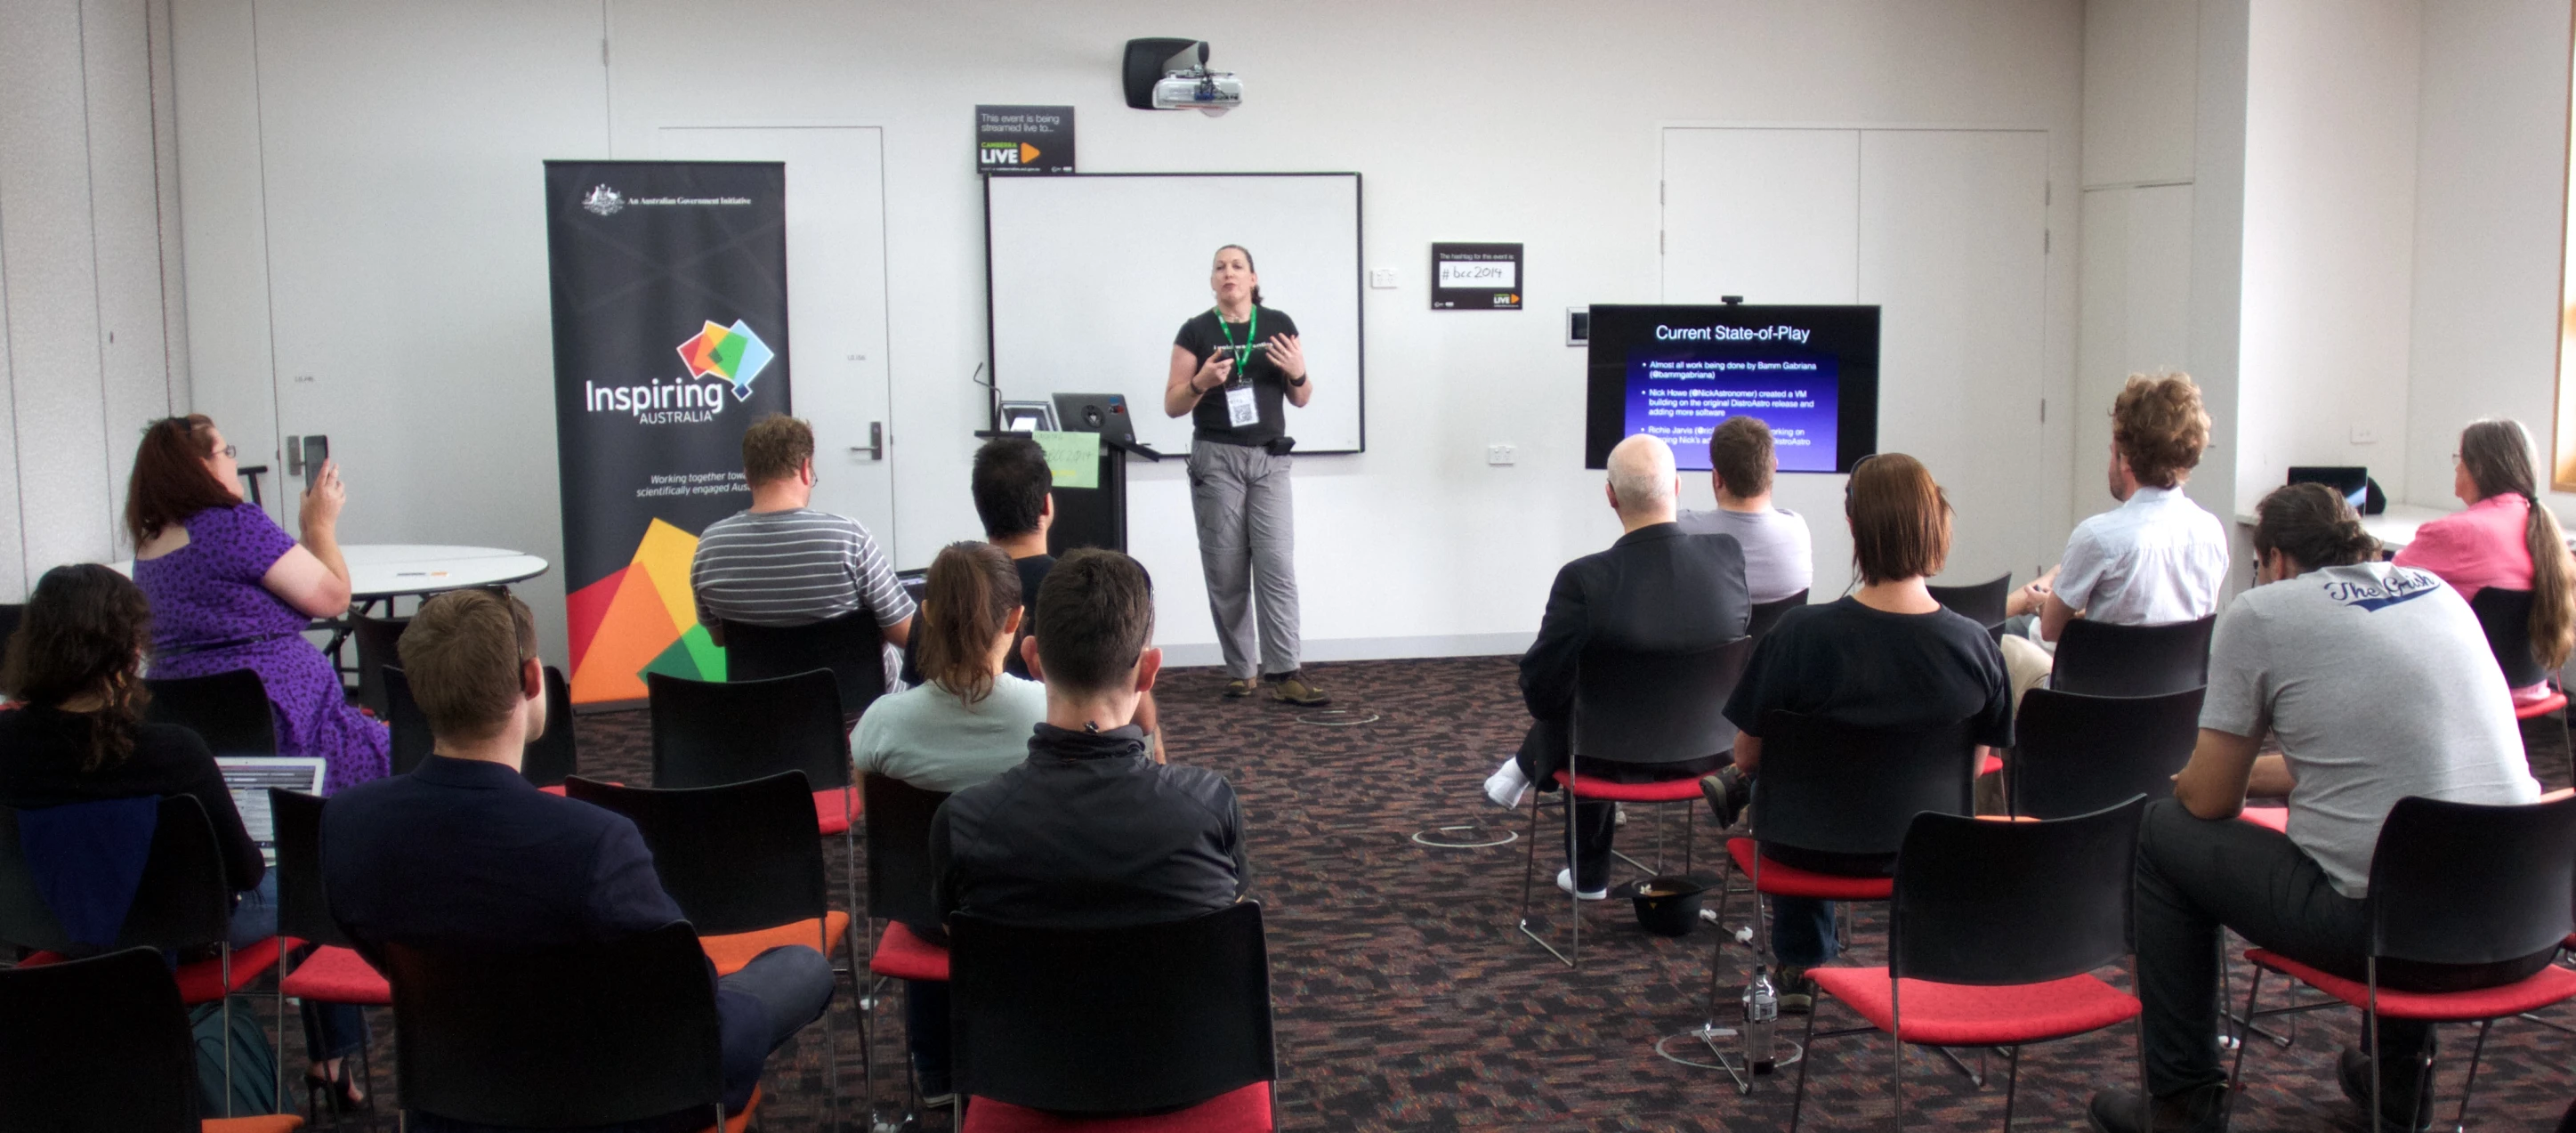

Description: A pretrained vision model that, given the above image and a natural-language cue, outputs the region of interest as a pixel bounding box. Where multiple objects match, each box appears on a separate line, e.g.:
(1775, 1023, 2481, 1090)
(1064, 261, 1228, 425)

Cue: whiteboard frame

(981, 172, 1368, 455)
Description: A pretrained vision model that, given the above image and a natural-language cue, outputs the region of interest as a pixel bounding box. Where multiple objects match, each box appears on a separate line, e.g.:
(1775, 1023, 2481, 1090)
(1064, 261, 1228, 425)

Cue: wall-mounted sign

(976, 105, 1076, 174)
(1431, 243, 1522, 310)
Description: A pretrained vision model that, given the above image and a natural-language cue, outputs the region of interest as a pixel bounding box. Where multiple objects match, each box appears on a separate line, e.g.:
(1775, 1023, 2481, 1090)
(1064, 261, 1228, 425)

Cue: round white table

(113, 543, 550, 601)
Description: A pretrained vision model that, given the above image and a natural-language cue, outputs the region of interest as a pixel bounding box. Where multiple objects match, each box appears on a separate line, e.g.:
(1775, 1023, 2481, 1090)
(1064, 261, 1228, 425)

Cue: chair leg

(2369, 962, 2383, 1133)
(1999, 1045, 2022, 1131)
(1789, 1007, 1820, 1133)
(2222, 966, 2264, 1132)
(222, 946, 235, 1119)
(2452, 1018, 2492, 1133)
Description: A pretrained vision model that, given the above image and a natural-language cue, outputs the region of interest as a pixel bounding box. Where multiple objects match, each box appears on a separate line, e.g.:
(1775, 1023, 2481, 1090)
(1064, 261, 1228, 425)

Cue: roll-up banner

(545, 161, 790, 704)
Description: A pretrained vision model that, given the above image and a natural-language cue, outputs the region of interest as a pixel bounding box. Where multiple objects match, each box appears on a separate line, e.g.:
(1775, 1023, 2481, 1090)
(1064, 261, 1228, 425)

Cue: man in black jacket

(933, 548, 1249, 928)
(1484, 433, 1751, 899)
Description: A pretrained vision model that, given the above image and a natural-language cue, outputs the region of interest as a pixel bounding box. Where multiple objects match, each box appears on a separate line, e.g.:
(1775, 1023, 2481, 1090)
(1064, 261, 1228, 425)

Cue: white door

(656, 126, 897, 553)
(1662, 128, 1861, 304)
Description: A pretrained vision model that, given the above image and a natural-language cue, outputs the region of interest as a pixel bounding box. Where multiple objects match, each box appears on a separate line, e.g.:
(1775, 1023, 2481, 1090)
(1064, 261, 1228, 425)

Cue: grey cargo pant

(1188, 439, 1302, 680)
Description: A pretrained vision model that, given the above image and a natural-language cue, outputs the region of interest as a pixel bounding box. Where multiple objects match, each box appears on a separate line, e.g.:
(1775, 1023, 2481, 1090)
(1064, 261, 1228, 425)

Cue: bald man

(1485, 434, 1752, 900)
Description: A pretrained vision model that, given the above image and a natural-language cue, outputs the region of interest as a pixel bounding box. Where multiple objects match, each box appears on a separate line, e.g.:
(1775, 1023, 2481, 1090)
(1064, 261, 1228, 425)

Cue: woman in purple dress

(125, 416, 389, 793)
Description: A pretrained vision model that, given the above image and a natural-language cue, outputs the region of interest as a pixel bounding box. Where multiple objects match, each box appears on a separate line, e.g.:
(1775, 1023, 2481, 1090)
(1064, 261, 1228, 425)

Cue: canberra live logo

(585, 320, 775, 425)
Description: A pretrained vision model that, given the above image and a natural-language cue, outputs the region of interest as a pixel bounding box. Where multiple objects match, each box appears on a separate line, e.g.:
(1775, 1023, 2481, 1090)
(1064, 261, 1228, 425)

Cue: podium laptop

(215, 756, 328, 865)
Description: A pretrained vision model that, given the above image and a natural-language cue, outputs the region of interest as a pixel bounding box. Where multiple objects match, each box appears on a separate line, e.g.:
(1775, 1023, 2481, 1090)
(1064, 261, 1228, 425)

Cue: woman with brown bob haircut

(1713, 453, 2014, 1013)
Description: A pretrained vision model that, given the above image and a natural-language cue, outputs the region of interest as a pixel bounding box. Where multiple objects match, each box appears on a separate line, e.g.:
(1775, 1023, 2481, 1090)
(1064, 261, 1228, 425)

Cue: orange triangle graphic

(1020, 142, 1041, 164)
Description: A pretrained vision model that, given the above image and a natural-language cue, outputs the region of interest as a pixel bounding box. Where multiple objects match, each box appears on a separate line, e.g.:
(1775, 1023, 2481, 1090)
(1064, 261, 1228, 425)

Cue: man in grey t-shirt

(1676, 417, 1813, 605)
(2089, 485, 2543, 1133)
(690, 416, 915, 686)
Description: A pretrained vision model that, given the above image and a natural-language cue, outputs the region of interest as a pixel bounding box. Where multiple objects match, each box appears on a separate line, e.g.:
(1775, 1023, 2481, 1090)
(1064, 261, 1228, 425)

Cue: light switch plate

(1369, 268, 1397, 289)
(1486, 443, 1517, 465)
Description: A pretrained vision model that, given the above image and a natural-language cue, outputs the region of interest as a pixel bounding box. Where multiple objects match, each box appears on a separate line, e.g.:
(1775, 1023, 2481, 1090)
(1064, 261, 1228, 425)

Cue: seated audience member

(2393, 417, 2574, 705)
(2087, 484, 2543, 1133)
(932, 548, 1248, 930)
(1678, 416, 1814, 604)
(1482, 433, 1751, 901)
(0, 563, 367, 1107)
(324, 589, 833, 1132)
(690, 413, 915, 692)
(1720, 453, 2011, 1011)
(1999, 372, 2228, 705)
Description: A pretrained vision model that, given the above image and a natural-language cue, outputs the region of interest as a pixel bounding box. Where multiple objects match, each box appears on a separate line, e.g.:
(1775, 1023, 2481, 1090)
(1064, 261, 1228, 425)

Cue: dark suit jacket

(321, 756, 763, 1132)
(1517, 522, 1751, 777)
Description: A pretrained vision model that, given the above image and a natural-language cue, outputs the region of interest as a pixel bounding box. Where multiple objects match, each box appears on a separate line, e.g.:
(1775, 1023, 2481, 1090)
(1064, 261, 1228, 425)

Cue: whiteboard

(985, 174, 1365, 454)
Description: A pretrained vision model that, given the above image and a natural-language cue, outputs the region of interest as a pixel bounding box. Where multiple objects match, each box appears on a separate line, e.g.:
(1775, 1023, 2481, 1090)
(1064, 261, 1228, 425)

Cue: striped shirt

(690, 508, 915, 630)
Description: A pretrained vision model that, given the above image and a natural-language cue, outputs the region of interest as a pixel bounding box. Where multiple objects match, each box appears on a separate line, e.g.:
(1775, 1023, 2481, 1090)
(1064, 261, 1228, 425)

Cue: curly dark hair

(0, 564, 154, 770)
(2111, 372, 2211, 489)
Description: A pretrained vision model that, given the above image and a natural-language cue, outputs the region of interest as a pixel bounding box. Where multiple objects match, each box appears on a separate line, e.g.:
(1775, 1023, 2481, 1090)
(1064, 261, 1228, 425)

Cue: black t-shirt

(1724, 596, 2014, 747)
(1003, 553, 1056, 679)
(0, 706, 266, 892)
(1174, 305, 1301, 447)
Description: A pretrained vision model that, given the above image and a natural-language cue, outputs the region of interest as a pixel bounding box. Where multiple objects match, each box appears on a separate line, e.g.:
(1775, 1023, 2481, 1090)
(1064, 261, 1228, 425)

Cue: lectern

(976, 392, 1163, 555)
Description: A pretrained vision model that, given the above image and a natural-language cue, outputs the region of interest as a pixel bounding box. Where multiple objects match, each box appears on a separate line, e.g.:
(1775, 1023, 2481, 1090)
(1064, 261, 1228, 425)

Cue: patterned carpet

(294, 655, 2576, 1131)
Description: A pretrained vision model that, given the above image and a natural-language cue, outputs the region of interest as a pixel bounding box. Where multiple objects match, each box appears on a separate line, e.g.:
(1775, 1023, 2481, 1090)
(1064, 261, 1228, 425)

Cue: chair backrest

(2367, 793, 2576, 967)
(720, 611, 886, 723)
(521, 665, 580, 787)
(1746, 590, 1810, 645)
(351, 614, 409, 718)
(649, 670, 850, 791)
(1926, 572, 2011, 629)
(0, 603, 24, 656)
(2049, 615, 2216, 698)
(2009, 686, 2205, 820)
(0, 797, 231, 955)
(950, 902, 1275, 1115)
(382, 666, 434, 776)
(563, 773, 825, 936)
(2467, 587, 2550, 690)
(0, 946, 204, 1131)
(1571, 636, 1753, 766)
(861, 774, 952, 929)
(1753, 711, 1978, 857)
(141, 668, 276, 757)
(267, 788, 350, 949)
(380, 920, 726, 1128)
(1890, 797, 2145, 985)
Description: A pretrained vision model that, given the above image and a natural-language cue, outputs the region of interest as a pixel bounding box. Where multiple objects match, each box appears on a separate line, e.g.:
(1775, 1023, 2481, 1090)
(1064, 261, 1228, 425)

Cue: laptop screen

(214, 756, 327, 864)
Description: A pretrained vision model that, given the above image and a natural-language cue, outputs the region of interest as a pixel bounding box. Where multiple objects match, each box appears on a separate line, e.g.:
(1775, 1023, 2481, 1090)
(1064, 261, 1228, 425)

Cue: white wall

(2405, 0, 2574, 515)
(0, 0, 192, 594)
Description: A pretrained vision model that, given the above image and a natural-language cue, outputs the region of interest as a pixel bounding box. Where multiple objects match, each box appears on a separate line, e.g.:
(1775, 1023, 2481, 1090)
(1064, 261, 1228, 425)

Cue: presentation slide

(1585, 305, 1879, 473)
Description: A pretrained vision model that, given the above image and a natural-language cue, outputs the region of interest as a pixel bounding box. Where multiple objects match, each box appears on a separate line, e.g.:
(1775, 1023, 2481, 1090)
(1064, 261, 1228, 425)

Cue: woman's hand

(1191, 351, 1236, 393)
(2007, 565, 2057, 619)
(1263, 334, 1306, 381)
(299, 460, 346, 538)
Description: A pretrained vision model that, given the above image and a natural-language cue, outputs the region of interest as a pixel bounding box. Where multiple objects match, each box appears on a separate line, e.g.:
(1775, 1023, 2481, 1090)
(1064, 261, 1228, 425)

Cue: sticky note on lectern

(1033, 431, 1101, 490)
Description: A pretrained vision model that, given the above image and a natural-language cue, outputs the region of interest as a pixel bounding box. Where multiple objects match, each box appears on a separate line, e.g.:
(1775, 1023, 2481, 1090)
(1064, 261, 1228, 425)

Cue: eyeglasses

(215, 444, 238, 459)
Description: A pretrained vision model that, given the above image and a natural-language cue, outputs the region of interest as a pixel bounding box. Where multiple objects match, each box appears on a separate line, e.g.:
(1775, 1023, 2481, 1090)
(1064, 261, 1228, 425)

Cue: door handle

(852, 422, 884, 461)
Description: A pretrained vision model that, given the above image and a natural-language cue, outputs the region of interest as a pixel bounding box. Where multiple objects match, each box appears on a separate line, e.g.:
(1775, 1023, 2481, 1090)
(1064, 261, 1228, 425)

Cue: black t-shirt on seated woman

(1174, 306, 1300, 448)
(0, 706, 265, 891)
(1721, 596, 2014, 874)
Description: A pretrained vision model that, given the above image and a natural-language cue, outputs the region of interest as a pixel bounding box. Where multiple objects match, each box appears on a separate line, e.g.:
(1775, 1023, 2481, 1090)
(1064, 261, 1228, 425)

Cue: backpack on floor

(188, 999, 281, 1118)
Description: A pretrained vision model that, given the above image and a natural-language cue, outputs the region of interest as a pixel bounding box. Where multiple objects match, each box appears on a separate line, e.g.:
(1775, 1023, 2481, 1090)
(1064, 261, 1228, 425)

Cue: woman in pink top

(2394, 418, 2574, 701)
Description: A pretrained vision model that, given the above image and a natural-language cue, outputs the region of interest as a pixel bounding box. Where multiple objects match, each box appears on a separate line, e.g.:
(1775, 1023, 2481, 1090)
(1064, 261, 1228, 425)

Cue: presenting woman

(125, 416, 390, 794)
(1163, 243, 1328, 706)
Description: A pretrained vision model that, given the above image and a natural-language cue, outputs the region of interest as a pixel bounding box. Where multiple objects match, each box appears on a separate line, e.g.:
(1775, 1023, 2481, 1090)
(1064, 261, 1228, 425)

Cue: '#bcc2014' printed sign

(1431, 242, 1522, 310)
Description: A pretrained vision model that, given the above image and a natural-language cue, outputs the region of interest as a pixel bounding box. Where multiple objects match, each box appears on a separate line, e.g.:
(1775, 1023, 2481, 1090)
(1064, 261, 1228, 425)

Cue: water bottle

(1743, 965, 1779, 1074)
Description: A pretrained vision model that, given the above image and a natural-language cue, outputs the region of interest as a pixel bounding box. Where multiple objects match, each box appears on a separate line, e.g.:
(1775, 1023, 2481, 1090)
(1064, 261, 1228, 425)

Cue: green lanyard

(1212, 305, 1258, 384)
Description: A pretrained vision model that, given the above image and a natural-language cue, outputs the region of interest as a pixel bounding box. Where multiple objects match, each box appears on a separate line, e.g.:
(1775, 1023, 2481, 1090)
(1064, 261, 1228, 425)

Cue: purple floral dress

(135, 502, 390, 794)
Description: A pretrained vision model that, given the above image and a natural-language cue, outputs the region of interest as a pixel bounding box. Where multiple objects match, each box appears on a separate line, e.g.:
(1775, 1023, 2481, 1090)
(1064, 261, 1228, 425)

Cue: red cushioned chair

(0, 796, 285, 1119)
(1515, 635, 1754, 968)
(951, 903, 1274, 1132)
(2467, 587, 2572, 758)
(2047, 615, 2216, 699)
(1790, 797, 2147, 1131)
(2222, 793, 2576, 1132)
(1926, 573, 2012, 632)
(0, 945, 307, 1132)
(2009, 687, 2203, 820)
(564, 773, 854, 1129)
(860, 773, 954, 1124)
(266, 788, 387, 1125)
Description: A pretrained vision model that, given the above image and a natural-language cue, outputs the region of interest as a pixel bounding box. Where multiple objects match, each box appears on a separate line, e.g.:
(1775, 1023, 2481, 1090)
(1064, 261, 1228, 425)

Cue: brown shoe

(1270, 674, 1331, 706)
(1223, 678, 1257, 699)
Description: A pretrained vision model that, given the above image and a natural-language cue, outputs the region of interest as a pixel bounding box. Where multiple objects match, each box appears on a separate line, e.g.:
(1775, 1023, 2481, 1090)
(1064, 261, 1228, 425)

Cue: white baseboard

(1159, 632, 1535, 669)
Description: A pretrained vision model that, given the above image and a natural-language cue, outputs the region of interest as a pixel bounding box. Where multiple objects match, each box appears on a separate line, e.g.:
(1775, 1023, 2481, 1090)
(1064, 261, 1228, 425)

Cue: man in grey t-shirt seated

(1676, 417, 1813, 605)
(2087, 484, 2543, 1133)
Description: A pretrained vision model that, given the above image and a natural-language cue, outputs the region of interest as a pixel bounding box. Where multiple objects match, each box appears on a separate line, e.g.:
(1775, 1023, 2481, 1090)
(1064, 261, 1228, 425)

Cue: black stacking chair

(949, 903, 1275, 1128)
(564, 773, 847, 1126)
(377, 922, 745, 1130)
(1748, 589, 1810, 644)
(380, 668, 433, 777)
(720, 611, 887, 728)
(2467, 588, 2572, 775)
(2048, 615, 2216, 698)
(2008, 687, 2203, 820)
(1516, 635, 1753, 968)
(348, 615, 408, 717)
(267, 788, 387, 1127)
(860, 774, 953, 1122)
(1795, 797, 2148, 1131)
(143, 669, 278, 757)
(521, 666, 580, 788)
(0, 945, 305, 1133)
(0, 603, 25, 652)
(2225, 794, 2576, 1132)
(1927, 573, 2011, 630)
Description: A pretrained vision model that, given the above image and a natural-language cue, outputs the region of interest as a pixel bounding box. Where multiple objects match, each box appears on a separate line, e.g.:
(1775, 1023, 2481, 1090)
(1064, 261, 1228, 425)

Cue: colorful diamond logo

(676, 320, 775, 401)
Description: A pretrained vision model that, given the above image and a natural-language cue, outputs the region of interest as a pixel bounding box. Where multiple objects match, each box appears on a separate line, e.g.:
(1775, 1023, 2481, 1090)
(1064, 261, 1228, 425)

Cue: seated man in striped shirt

(690, 415, 915, 685)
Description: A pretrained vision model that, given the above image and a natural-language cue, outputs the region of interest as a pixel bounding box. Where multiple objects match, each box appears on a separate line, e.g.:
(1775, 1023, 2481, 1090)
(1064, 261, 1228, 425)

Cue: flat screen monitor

(2286, 465, 2370, 513)
(1584, 304, 1880, 473)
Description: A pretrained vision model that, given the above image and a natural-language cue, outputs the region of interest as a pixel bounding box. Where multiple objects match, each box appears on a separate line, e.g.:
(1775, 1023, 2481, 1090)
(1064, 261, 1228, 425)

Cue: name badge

(1225, 384, 1259, 428)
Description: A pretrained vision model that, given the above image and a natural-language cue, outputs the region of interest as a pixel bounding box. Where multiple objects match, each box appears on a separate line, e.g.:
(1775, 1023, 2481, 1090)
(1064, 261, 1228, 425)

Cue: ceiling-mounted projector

(1122, 38, 1241, 117)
